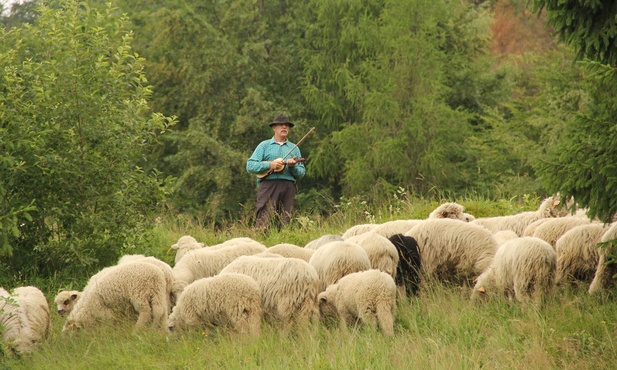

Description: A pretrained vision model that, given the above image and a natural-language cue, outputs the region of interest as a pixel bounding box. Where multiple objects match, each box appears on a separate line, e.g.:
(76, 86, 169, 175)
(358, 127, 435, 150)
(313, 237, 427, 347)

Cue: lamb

(167, 273, 262, 338)
(531, 217, 593, 248)
(428, 202, 470, 221)
(220, 255, 320, 332)
(117, 254, 177, 312)
(1, 286, 51, 356)
(370, 220, 423, 238)
(588, 222, 617, 295)
(305, 234, 344, 250)
(268, 243, 315, 262)
(170, 235, 205, 264)
(63, 261, 169, 332)
(471, 195, 568, 236)
(308, 240, 372, 292)
(388, 234, 422, 298)
(54, 290, 81, 317)
(406, 218, 498, 285)
(341, 224, 378, 239)
(172, 241, 267, 294)
(317, 269, 397, 336)
(471, 237, 556, 304)
(346, 232, 399, 280)
(555, 223, 610, 285)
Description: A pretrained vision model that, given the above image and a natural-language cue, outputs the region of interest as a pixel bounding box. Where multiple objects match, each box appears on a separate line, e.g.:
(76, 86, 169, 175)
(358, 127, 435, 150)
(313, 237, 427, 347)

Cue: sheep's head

(54, 290, 81, 317)
(317, 286, 339, 324)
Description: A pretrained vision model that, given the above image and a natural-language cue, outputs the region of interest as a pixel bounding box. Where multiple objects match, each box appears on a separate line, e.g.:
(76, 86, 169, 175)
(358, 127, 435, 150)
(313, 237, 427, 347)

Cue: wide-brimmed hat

(269, 114, 294, 128)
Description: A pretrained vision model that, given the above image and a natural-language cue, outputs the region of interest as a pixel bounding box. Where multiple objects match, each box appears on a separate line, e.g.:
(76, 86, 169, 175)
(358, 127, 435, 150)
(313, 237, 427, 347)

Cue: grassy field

(2, 195, 617, 369)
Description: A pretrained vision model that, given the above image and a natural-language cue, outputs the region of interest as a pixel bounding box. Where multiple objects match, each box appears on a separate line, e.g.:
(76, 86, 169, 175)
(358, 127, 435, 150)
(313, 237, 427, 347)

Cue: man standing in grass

(246, 114, 306, 231)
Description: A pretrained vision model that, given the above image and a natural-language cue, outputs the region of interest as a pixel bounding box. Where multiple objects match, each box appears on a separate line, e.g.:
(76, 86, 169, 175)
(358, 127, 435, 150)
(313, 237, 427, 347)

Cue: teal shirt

(246, 137, 306, 184)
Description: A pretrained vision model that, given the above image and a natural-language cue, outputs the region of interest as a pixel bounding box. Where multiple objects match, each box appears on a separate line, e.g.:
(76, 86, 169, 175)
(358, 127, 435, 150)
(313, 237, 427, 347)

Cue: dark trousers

(255, 180, 296, 230)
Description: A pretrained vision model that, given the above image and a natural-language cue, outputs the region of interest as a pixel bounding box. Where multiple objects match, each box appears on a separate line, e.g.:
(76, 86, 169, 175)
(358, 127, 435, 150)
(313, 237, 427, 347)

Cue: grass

(3, 194, 617, 369)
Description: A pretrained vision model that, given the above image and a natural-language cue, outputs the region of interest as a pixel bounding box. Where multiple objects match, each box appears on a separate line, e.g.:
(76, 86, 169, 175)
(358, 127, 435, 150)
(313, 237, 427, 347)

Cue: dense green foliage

(0, 1, 175, 279)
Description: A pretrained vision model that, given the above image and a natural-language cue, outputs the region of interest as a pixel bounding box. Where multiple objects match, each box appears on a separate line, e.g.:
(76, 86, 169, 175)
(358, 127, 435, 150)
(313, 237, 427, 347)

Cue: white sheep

(341, 224, 378, 239)
(117, 254, 177, 312)
(406, 218, 498, 285)
(53, 290, 81, 317)
(531, 217, 593, 248)
(555, 223, 610, 285)
(588, 222, 617, 295)
(370, 220, 423, 238)
(172, 241, 266, 294)
(462, 213, 476, 222)
(522, 218, 551, 237)
(471, 195, 568, 236)
(63, 261, 169, 332)
(1, 286, 50, 356)
(167, 273, 262, 338)
(220, 255, 320, 333)
(268, 243, 315, 262)
(317, 269, 397, 336)
(428, 202, 470, 221)
(492, 230, 519, 246)
(304, 234, 344, 250)
(471, 237, 556, 304)
(170, 235, 205, 264)
(346, 232, 399, 280)
(309, 240, 372, 292)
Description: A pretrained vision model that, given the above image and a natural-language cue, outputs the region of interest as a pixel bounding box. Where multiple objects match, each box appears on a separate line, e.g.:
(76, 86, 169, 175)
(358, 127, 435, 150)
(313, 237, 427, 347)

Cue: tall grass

(3, 194, 616, 369)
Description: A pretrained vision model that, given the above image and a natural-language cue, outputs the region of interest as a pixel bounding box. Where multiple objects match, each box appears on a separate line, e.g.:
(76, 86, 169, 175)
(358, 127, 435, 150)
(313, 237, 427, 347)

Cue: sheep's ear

(70, 294, 78, 300)
(198, 243, 205, 247)
(478, 286, 486, 293)
(171, 243, 179, 250)
(317, 292, 327, 303)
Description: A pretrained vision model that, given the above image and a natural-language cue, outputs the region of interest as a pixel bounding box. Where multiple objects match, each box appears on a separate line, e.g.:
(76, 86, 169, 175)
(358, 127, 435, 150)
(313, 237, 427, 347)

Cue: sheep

(555, 223, 610, 286)
(531, 217, 593, 248)
(317, 269, 397, 336)
(462, 213, 476, 222)
(63, 261, 169, 332)
(341, 224, 378, 239)
(170, 235, 205, 264)
(471, 195, 568, 236)
(308, 240, 372, 292)
(428, 202, 470, 221)
(304, 234, 344, 250)
(388, 234, 422, 298)
(117, 254, 177, 312)
(346, 232, 399, 280)
(1, 286, 51, 356)
(370, 220, 423, 238)
(54, 290, 81, 317)
(493, 230, 519, 246)
(167, 273, 262, 338)
(522, 218, 552, 237)
(268, 243, 315, 262)
(220, 255, 320, 333)
(172, 241, 267, 294)
(471, 237, 556, 305)
(406, 218, 498, 285)
(588, 222, 617, 295)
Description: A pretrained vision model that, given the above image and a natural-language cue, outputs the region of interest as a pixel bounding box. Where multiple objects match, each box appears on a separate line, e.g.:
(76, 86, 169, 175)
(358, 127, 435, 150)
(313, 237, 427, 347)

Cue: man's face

(272, 123, 290, 138)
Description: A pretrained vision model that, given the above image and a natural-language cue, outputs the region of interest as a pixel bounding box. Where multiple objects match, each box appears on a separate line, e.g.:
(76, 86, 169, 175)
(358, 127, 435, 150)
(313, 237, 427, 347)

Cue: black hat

(269, 115, 294, 128)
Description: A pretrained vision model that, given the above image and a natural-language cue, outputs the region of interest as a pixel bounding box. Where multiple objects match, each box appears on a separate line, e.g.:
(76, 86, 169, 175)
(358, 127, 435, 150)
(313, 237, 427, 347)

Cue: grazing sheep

(318, 269, 397, 336)
(172, 242, 267, 294)
(63, 262, 169, 332)
(118, 254, 177, 312)
(555, 223, 610, 285)
(309, 240, 372, 292)
(268, 243, 315, 262)
(471, 237, 556, 304)
(170, 235, 205, 264)
(531, 217, 593, 248)
(167, 273, 262, 338)
(305, 234, 344, 250)
(346, 232, 399, 279)
(54, 290, 81, 317)
(1, 286, 51, 356)
(588, 223, 617, 295)
(208, 237, 265, 250)
(220, 256, 320, 332)
(407, 218, 498, 285)
(371, 220, 423, 238)
(388, 234, 422, 298)
(341, 224, 378, 239)
(493, 230, 519, 246)
(471, 195, 568, 236)
(428, 202, 470, 221)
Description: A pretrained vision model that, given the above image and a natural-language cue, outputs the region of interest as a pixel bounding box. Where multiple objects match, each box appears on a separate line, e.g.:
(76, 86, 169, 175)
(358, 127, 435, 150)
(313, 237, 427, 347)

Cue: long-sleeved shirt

(246, 137, 306, 184)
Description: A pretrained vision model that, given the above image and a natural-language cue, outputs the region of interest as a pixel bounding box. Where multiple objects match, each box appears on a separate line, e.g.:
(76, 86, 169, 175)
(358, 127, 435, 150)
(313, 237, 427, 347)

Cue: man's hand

(270, 158, 285, 172)
(287, 156, 298, 167)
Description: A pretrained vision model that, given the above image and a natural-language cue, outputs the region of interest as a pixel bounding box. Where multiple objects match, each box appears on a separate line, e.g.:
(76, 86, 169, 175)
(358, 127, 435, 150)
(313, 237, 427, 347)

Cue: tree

(0, 0, 175, 279)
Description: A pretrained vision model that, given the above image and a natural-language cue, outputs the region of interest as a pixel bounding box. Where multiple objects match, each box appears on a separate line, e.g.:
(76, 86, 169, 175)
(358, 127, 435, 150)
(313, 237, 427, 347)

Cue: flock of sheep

(2, 194, 617, 357)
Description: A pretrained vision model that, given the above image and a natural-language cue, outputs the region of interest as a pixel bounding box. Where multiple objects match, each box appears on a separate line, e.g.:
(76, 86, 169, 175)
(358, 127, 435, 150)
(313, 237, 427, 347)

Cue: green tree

(0, 0, 175, 279)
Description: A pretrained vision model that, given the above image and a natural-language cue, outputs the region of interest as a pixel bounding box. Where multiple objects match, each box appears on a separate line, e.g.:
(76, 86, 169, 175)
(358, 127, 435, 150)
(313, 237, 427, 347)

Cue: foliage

(0, 0, 175, 278)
